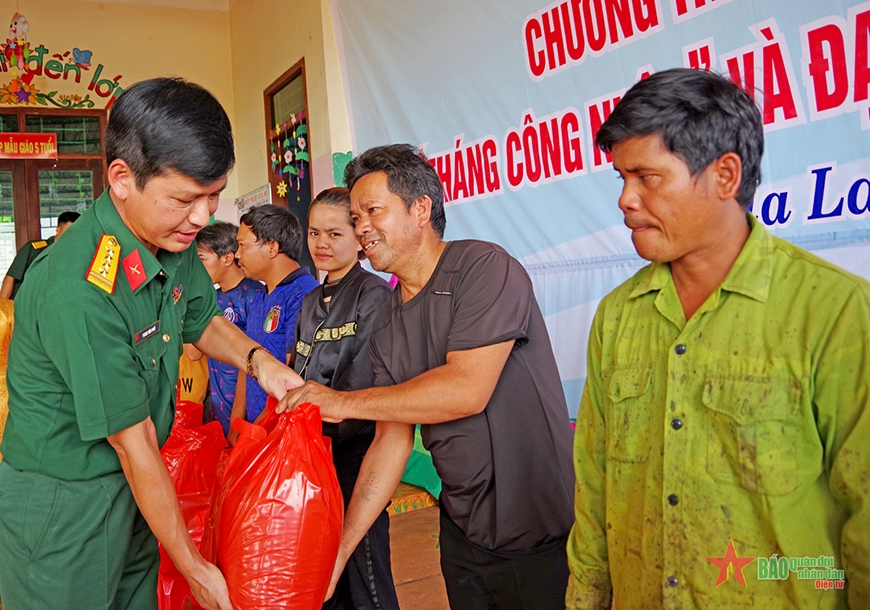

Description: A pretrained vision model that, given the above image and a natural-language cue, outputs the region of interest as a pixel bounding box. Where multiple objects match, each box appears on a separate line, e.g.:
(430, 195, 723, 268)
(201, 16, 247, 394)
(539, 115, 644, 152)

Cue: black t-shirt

(370, 240, 575, 552)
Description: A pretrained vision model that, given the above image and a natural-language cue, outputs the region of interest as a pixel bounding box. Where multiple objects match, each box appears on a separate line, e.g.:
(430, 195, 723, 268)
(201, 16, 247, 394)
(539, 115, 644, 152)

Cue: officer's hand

(187, 560, 233, 610)
(276, 380, 344, 422)
(254, 352, 304, 401)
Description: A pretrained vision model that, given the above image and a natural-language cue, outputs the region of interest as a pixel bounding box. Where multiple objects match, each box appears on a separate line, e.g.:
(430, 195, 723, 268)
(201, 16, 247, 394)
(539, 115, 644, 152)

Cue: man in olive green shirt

(567, 69, 870, 609)
(0, 78, 303, 610)
(0, 210, 79, 299)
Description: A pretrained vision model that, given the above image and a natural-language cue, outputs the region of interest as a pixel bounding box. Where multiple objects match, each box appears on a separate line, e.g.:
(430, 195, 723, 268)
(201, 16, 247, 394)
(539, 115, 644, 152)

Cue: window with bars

(25, 115, 101, 155)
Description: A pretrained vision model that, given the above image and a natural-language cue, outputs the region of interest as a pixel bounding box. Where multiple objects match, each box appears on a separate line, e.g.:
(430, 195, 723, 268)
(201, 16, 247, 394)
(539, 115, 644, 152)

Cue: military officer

(0, 78, 302, 610)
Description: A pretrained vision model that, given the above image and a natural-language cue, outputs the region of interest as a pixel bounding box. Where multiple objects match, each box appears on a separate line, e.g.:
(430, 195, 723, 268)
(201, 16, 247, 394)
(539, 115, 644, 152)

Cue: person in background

(177, 344, 210, 406)
(281, 144, 575, 609)
(566, 68, 870, 609)
(292, 187, 400, 610)
(231, 204, 318, 443)
(0, 77, 303, 610)
(0, 210, 80, 299)
(196, 221, 263, 435)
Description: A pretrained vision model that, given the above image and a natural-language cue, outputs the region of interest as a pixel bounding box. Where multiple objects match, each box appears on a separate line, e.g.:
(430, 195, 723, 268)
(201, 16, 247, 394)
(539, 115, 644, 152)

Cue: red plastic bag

(157, 401, 228, 610)
(205, 398, 343, 609)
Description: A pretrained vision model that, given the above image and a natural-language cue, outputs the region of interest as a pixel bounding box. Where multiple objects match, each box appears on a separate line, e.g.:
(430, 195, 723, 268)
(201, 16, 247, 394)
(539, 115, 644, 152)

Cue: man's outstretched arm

(278, 340, 513, 424)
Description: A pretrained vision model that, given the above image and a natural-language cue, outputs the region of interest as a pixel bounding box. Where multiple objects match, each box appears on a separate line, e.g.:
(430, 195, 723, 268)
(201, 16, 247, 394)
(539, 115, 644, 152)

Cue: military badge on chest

(172, 284, 183, 304)
(263, 305, 281, 333)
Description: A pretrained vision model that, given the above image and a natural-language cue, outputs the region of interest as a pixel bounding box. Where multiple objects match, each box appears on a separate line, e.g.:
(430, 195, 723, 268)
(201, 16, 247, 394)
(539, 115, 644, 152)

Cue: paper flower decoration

(276, 180, 288, 197)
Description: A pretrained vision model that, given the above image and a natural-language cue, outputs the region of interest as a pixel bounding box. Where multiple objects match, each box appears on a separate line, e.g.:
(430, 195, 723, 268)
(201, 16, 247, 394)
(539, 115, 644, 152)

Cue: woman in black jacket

(292, 187, 399, 610)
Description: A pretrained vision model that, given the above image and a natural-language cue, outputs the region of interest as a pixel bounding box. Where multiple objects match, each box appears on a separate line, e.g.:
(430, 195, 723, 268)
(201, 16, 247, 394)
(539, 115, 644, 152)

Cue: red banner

(0, 133, 58, 159)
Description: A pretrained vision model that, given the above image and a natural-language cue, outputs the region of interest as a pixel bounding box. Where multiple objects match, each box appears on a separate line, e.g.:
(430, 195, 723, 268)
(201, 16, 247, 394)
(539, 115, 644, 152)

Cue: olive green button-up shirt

(567, 215, 870, 609)
(2, 189, 220, 481)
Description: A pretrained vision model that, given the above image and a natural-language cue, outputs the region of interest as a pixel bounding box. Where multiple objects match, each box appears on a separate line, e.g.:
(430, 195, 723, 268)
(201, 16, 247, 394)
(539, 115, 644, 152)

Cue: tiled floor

(390, 484, 449, 609)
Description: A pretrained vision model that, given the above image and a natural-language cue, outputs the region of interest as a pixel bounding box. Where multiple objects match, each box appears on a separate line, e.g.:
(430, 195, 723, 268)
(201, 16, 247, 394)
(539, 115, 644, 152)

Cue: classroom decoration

(0, 13, 125, 108)
(270, 111, 310, 203)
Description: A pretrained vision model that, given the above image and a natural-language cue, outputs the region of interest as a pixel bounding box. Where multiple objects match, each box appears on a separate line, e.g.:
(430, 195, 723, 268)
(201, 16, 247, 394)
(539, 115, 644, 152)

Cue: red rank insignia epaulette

(86, 234, 120, 294)
(123, 249, 147, 291)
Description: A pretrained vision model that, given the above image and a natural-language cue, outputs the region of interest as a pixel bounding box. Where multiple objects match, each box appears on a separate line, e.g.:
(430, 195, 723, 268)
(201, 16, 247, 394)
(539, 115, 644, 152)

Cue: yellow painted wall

(226, 0, 352, 222)
(0, 0, 353, 221)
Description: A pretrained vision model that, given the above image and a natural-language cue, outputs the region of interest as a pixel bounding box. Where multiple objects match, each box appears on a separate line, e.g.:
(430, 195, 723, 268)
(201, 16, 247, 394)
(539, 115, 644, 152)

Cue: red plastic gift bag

(210, 398, 343, 610)
(158, 401, 228, 610)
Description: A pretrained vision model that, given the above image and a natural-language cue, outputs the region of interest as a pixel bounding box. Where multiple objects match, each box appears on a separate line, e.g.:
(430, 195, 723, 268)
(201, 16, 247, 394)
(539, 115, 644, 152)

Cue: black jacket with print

(292, 262, 392, 458)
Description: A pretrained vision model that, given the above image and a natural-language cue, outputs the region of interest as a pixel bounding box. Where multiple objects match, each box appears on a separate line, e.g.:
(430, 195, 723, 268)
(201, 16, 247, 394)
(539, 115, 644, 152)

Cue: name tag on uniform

(134, 320, 161, 344)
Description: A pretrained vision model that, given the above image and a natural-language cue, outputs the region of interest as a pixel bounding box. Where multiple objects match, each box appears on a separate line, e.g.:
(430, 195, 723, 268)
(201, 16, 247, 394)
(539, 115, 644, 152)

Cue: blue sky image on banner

(333, 0, 870, 417)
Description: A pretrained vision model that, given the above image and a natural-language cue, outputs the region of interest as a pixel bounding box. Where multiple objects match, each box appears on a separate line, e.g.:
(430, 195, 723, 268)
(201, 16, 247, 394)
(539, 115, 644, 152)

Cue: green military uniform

(4, 235, 55, 299)
(0, 188, 221, 609)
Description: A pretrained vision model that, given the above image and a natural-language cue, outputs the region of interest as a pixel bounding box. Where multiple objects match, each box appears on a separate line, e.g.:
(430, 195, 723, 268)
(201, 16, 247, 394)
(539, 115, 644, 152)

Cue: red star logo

(707, 540, 755, 587)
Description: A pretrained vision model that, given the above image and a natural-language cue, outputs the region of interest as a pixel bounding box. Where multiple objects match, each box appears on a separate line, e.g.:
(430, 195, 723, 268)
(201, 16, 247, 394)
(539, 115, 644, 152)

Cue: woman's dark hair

(310, 187, 352, 224)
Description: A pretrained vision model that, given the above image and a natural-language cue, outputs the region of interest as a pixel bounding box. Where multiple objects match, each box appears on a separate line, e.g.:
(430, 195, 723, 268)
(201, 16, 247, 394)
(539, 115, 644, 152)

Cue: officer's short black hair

(239, 205, 304, 263)
(105, 77, 235, 190)
(196, 221, 239, 257)
(344, 143, 446, 238)
(57, 211, 80, 225)
(596, 68, 763, 209)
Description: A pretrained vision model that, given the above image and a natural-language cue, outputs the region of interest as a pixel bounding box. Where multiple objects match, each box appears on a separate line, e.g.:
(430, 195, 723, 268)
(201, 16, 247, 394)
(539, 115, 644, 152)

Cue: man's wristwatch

(245, 345, 272, 380)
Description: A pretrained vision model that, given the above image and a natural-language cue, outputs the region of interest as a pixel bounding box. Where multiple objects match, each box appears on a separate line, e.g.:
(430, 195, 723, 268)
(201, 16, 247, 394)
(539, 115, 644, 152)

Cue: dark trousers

(323, 451, 400, 610)
(439, 508, 569, 610)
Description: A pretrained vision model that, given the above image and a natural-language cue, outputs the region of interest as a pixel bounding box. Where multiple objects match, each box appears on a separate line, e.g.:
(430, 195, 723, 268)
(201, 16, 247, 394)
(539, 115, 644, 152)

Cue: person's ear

(221, 251, 236, 268)
(267, 240, 279, 258)
(714, 152, 742, 201)
(107, 159, 136, 201)
(412, 195, 433, 228)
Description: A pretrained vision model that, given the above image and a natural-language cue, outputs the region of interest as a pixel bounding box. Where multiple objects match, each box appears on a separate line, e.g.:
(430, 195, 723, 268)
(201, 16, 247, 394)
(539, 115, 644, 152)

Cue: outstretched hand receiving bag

(213, 398, 343, 609)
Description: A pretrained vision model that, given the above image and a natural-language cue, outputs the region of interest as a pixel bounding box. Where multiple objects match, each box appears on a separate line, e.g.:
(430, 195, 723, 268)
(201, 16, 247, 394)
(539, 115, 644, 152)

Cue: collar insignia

(122, 249, 147, 291)
(86, 234, 120, 294)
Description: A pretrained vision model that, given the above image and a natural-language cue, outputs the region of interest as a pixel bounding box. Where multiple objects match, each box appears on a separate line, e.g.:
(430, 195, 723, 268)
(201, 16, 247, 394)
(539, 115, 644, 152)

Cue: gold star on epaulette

(86, 234, 121, 294)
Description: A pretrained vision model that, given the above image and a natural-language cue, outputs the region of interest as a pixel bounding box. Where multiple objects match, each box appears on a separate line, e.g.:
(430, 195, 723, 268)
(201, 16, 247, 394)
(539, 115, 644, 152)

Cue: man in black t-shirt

(282, 144, 575, 609)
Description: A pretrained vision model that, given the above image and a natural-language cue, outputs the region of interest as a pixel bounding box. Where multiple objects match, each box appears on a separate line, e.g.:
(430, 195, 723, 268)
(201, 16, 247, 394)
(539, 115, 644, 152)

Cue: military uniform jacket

(2, 189, 221, 481)
(5, 235, 54, 299)
(292, 262, 391, 458)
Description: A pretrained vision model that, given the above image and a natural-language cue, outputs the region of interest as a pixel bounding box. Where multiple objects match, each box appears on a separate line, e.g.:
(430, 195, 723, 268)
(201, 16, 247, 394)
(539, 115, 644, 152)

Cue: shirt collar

(276, 265, 313, 288)
(718, 214, 772, 303)
(629, 213, 773, 303)
(92, 188, 183, 293)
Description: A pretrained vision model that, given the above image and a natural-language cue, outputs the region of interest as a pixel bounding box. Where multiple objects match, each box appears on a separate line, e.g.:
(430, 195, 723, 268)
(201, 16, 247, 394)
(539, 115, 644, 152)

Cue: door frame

(0, 108, 107, 247)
